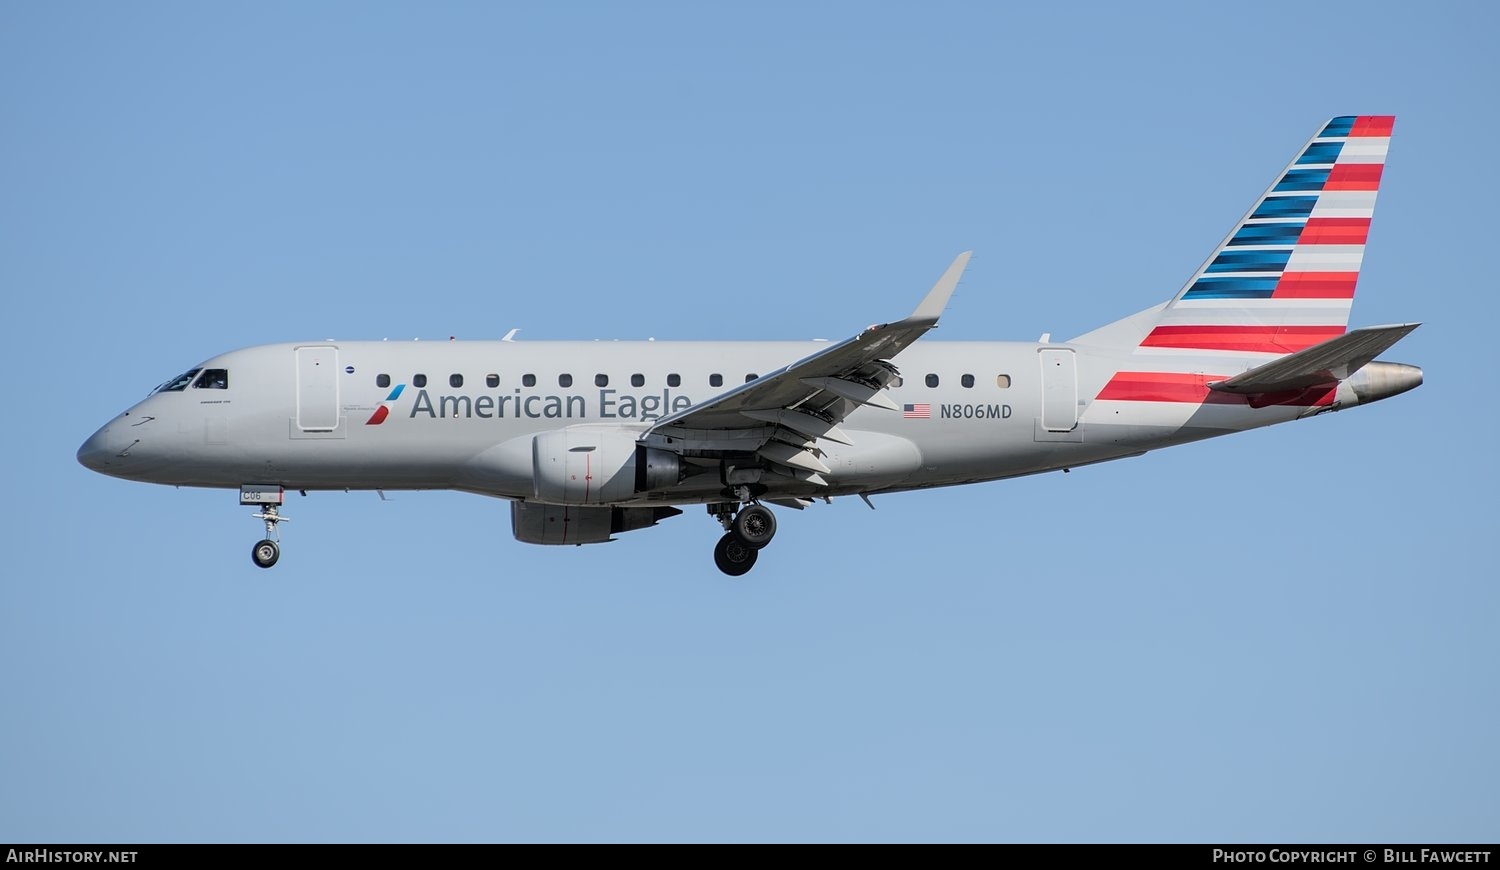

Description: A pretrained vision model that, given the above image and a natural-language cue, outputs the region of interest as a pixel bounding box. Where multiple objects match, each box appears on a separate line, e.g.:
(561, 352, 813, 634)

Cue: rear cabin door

(1039, 347, 1078, 432)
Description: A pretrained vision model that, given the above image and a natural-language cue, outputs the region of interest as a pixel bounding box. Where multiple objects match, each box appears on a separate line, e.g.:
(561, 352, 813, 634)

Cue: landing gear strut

(708, 498, 777, 577)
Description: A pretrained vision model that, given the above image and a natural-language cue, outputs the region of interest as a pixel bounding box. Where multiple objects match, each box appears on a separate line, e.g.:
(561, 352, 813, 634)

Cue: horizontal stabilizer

(1209, 323, 1420, 394)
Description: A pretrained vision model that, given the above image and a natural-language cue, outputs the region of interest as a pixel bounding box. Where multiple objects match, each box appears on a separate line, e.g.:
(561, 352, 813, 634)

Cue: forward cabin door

(295, 345, 340, 432)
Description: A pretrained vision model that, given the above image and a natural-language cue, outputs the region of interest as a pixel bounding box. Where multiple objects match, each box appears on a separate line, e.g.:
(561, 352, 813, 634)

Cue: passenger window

(595, 374, 609, 387)
(710, 374, 723, 388)
(193, 369, 229, 389)
(377, 374, 391, 389)
(559, 374, 573, 388)
(449, 374, 463, 388)
(523, 374, 536, 387)
(155, 369, 201, 393)
(996, 375, 1012, 389)
(486, 374, 500, 388)
(667, 373, 681, 387)
(961, 374, 975, 389)
(925, 374, 939, 388)
(745, 373, 758, 383)
(631, 373, 645, 388)
(413, 374, 428, 388)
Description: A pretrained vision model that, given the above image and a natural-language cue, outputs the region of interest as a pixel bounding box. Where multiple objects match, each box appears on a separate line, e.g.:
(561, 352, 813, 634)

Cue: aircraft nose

(77, 421, 125, 474)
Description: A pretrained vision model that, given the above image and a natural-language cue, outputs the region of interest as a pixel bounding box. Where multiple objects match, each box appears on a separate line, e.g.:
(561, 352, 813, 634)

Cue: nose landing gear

(252, 535, 281, 569)
(250, 503, 290, 568)
(242, 485, 290, 569)
(709, 496, 778, 577)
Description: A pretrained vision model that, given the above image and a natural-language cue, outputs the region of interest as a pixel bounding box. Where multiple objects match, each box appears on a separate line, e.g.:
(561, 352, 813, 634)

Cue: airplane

(77, 115, 1422, 576)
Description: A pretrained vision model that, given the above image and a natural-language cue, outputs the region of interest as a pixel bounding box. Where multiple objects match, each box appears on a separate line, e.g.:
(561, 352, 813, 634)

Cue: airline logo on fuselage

(365, 384, 406, 425)
(373, 387, 695, 423)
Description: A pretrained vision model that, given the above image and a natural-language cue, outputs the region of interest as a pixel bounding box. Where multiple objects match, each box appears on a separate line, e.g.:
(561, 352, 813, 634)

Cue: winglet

(905, 251, 972, 325)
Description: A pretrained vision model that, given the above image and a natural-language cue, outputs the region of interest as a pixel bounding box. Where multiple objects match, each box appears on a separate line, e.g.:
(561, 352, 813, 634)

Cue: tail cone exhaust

(1343, 361, 1423, 406)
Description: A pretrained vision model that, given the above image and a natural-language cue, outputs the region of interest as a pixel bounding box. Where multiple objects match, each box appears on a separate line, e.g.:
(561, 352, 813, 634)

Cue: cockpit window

(154, 369, 201, 394)
(193, 369, 229, 389)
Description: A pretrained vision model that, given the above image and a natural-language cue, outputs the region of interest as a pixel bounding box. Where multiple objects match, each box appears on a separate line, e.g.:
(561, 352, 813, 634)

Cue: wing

(643, 252, 971, 485)
(1209, 323, 1420, 394)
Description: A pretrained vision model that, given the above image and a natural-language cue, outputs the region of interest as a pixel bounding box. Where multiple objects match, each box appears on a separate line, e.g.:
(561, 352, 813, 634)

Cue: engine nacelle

(510, 502, 683, 545)
(532, 426, 681, 505)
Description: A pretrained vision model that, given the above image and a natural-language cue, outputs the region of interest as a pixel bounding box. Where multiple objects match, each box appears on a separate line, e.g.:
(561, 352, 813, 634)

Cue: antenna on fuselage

(501, 328, 520, 342)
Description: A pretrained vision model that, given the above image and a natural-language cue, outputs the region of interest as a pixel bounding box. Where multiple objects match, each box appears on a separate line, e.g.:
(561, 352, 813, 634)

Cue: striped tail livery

(1149, 114, 1393, 355)
(1082, 115, 1420, 414)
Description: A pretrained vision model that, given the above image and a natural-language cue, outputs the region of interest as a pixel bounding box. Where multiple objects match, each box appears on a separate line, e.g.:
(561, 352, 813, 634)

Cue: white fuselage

(78, 337, 1345, 504)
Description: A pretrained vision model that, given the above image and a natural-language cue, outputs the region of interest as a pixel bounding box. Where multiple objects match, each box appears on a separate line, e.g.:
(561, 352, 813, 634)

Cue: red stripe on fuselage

(1096, 372, 1241, 404)
(1142, 325, 1346, 353)
(1096, 372, 1335, 407)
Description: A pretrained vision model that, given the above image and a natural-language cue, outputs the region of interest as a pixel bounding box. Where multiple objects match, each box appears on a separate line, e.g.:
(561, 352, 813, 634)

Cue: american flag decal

(903, 403, 931, 419)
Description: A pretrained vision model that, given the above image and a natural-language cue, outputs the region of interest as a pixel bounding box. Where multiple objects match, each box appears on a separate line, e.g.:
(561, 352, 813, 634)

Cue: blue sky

(3, 1, 1495, 843)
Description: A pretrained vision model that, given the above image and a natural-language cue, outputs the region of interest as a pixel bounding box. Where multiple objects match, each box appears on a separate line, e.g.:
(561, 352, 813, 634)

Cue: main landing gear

(709, 495, 777, 577)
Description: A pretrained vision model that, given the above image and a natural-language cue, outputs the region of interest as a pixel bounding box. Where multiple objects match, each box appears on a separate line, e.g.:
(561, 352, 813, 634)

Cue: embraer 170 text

(79, 116, 1422, 576)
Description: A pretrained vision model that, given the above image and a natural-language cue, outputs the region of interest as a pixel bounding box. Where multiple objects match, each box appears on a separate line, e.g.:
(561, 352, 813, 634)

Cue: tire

(251, 539, 280, 569)
(732, 504, 777, 549)
(713, 532, 758, 577)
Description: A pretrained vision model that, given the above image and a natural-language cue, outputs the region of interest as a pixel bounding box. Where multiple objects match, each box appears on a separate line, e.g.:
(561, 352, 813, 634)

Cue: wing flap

(764, 497, 814, 510)
(742, 409, 855, 445)
(1209, 323, 1420, 394)
(797, 377, 900, 412)
(758, 441, 832, 475)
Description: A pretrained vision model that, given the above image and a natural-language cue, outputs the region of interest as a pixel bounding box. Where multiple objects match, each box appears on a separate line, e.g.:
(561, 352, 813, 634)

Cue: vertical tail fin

(1078, 116, 1393, 355)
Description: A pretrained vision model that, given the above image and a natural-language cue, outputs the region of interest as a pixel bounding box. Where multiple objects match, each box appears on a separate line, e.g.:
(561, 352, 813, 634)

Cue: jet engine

(511, 502, 683, 545)
(532, 426, 681, 505)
